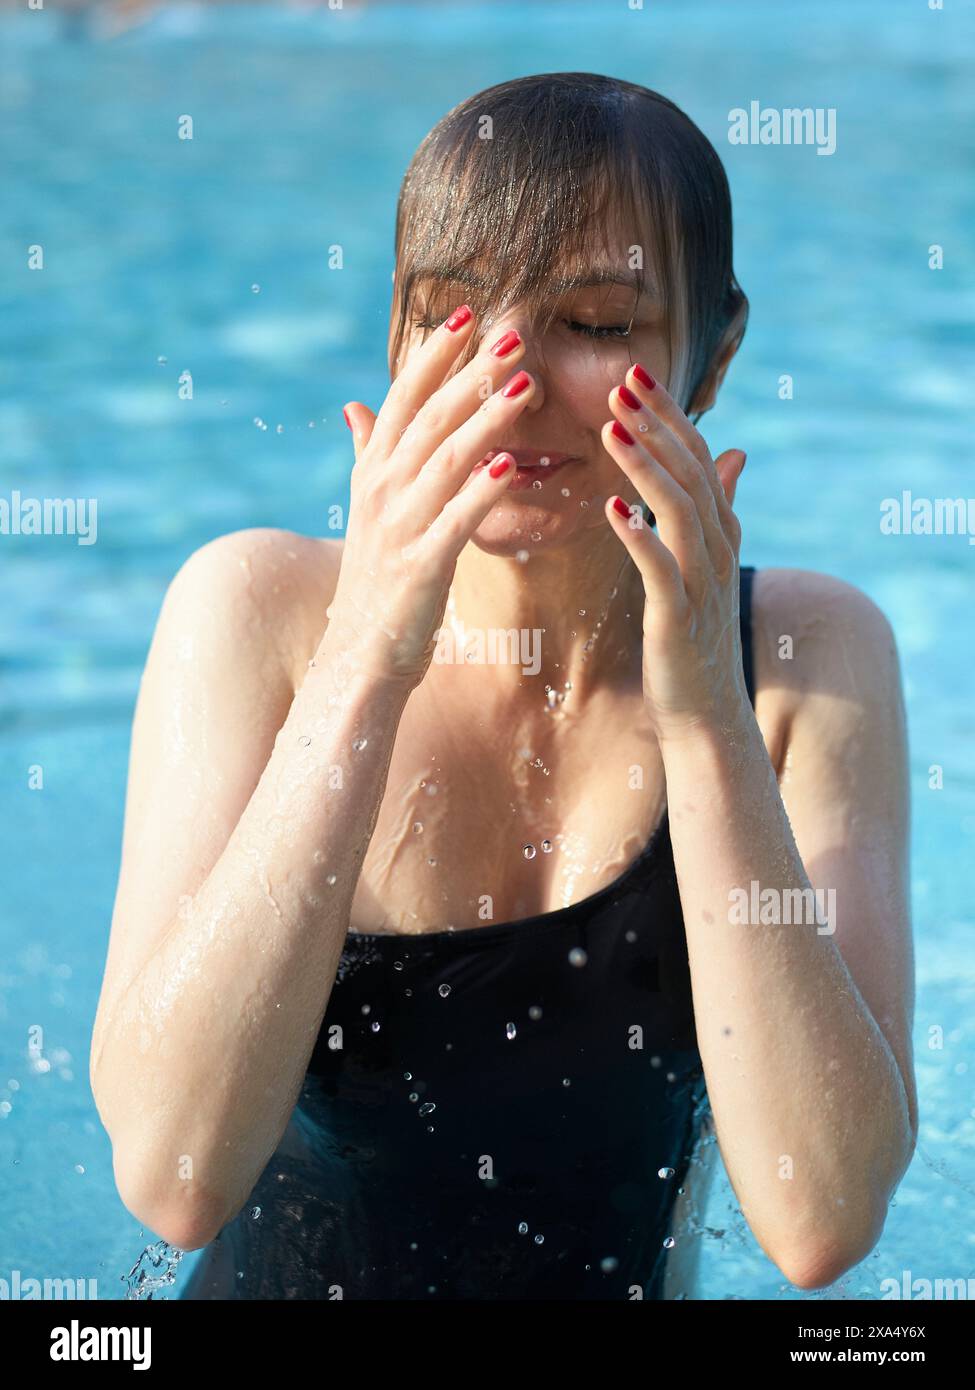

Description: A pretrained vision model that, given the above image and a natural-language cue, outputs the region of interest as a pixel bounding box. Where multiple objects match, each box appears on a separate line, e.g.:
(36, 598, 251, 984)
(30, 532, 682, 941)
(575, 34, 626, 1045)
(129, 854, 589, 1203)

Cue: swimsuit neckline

(345, 805, 670, 944)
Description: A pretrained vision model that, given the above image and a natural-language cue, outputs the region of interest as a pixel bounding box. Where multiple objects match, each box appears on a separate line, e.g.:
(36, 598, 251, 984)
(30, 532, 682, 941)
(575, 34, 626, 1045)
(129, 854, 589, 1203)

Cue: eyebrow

(414, 265, 657, 298)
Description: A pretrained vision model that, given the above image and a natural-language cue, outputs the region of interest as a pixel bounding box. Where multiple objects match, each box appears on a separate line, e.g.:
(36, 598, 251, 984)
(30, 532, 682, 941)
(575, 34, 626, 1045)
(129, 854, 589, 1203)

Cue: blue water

(1, 0, 973, 1300)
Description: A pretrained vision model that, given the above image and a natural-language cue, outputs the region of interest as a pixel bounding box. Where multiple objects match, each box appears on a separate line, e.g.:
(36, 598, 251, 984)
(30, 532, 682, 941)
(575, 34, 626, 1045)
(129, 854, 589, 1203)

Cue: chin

(468, 496, 604, 557)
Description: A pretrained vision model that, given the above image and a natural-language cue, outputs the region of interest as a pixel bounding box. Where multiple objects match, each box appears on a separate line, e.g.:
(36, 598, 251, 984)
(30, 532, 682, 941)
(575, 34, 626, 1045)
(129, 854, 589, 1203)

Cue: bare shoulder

(749, 565, 904, 758)
(166, 528, 346, 689)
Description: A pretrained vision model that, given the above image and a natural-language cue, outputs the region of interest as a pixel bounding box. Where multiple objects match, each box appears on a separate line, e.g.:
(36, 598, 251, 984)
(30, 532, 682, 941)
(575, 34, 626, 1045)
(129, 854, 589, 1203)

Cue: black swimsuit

(182, 567, 757, 1301)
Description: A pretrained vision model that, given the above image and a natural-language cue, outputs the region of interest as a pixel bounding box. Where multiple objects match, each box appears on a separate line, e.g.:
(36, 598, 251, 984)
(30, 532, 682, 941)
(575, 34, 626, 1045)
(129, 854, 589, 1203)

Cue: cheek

(552, 345, 622, 417)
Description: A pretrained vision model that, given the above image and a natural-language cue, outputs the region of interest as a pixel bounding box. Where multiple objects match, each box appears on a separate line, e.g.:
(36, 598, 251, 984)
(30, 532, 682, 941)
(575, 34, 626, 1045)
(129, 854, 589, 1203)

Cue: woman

(90, 73, 917, 1300)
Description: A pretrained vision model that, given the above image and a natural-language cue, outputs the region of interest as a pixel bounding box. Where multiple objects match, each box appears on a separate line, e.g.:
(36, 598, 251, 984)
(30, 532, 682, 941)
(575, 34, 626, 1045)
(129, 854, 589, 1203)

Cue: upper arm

(753, 568, 917, 1140)
(92, 529, 342, 1058)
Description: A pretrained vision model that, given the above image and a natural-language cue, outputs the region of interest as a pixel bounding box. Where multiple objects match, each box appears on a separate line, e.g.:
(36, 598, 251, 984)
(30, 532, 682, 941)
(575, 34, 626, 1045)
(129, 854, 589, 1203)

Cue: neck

(443, 527, 646, 704)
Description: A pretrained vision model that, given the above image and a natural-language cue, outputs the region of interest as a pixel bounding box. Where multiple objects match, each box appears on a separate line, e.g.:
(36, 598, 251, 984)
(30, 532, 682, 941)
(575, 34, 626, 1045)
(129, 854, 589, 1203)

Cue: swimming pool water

(1, 0, 973, 1300)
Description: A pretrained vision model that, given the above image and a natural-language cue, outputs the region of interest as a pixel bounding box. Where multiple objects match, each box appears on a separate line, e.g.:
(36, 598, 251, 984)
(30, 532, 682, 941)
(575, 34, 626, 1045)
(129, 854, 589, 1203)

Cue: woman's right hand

(327, 304, 534, 688)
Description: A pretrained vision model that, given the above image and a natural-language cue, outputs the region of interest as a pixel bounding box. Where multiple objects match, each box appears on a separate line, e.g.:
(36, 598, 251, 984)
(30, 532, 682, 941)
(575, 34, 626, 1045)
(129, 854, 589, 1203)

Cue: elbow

(112, 1146, 228, 1253)
(770, 1215, 886, 1292)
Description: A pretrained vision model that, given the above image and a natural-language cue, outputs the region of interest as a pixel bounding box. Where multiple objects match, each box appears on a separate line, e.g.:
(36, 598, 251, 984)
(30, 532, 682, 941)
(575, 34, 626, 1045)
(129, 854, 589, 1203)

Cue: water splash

(123, 1240, 184, 1300)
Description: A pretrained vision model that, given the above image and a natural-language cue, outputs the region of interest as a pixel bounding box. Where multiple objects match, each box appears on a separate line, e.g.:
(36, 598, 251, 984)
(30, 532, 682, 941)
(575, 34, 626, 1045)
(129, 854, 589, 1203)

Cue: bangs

(389, 73, 747, 415)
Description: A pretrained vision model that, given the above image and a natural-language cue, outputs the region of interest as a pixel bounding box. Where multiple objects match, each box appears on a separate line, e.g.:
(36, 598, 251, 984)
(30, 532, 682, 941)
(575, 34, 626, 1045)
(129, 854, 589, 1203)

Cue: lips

(472, 449, 576, 492)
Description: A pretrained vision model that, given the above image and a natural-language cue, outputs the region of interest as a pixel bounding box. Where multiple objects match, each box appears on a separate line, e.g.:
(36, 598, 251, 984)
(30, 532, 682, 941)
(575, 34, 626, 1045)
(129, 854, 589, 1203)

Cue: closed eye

(566, 320, 632, 339)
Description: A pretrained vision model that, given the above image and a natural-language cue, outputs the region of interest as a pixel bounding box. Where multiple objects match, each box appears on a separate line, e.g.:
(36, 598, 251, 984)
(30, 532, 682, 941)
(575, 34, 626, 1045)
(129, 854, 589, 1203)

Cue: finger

(609, 389, 730, 575)
(342, 401, 377, 457)
(416, 451, 518, 563)
(391, 326, 527, 480)
(602, 419, 711, 592)
(623, 364, 739, 536)
(715, 448, 746, 507)
(366, 302, 480, 461)
(605, 494, 685, 611)
(409, 369, 537, 517)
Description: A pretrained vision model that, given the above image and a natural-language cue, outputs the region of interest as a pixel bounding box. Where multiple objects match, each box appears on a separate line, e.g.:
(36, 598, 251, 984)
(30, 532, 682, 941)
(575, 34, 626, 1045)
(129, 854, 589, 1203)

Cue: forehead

(413, 262, 659, 300)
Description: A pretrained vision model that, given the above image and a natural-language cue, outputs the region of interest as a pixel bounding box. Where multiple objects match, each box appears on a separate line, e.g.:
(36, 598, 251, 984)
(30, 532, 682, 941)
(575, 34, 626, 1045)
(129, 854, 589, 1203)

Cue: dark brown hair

(390, 72, 748, 418)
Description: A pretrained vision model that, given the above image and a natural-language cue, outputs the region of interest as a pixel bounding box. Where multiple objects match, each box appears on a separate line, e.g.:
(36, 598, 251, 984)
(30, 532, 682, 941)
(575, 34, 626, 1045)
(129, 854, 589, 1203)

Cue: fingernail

(611, 420, 635, 446)
(738, 451, 747, 469)
(618, 384, 642, 411)
(501, 370, 531, 399)
(632, 364, 656, 390)
(342, 406, 352, 429)
(488, 453, 513, 478)
(445, 304, 473, 332)
(490, 329, 521, 357)
(612, 495, 632, 519)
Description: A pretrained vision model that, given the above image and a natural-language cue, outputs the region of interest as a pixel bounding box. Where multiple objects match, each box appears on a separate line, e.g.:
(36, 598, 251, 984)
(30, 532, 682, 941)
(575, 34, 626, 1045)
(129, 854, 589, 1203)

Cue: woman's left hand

(602, 365, 750, 746)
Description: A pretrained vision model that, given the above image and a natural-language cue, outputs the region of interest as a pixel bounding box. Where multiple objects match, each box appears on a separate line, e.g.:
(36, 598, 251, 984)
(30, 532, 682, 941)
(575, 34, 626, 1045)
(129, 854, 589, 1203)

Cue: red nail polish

(489, 329, 521, 357)
(489, 454, 513, 478)
(342, 406, 352, 429)
(618, 384, 642, 410)
(612, 496, 631, 519)
(501, 370, 531, 399)
(632, 364, 656, 390)
(611, 420, 635, 446)
(445, 304, 472, 332)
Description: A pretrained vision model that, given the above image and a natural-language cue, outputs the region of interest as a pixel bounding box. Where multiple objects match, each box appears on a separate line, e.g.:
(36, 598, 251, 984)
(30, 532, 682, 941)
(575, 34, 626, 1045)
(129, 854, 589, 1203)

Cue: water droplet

(562, 1077, 571, 1087)
(600, 1256, 619, 1273)
(393, 960, 404, 972)
(74, 1164, 85, 1175)
(568, 947, 588, 968)
(412, 822, 423, 834)
(523, 843, 536, 860)
(275, 424, 284, 435)
(418, 1102, 436, 1116)
(518, 1221, 529, 1235)
(250, 1205, 262, 1220)
(403, 1071, 412, 1081)
(326, 873, 337, 886)
(580, 499, 589, 508)
(408, 1092, 418, 1103)
(533, 1233, 544, 1245)
(531, 479, 542, 490)
(371, 1021, 381, 1032)
(515, 549, 530, 563)
(156, 355, 167, 366)
(528, 1005, 543, 1020)
(352, 736, 368, 751)
(530, 531, 541, 542)
(251, 283, 260, 293)
(663, 1236, 676, 1249)
(298, 735, 311, 746)
(658, 1167, 675, 1179)
(625, 929, 637, 942)
(427, 857, 438, 867)
(560, 487, 570, 496)
(505, 1021, 517, 1041)
(438, 983, 451, 998)
(578, 609, 586, 617)
(541, 839, 552, 853)
(361, 1003, 371, 1015)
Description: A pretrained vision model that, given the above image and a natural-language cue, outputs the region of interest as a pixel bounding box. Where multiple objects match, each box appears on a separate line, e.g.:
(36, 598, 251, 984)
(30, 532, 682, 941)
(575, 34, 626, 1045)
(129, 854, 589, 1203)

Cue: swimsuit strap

(739, 565, 757, 707)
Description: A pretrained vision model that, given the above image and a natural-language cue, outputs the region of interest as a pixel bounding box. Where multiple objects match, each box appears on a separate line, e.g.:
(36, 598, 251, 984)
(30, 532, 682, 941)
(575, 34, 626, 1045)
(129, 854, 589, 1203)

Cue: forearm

(91, 624, 412, 1246)
(661, 712, 914, 1280)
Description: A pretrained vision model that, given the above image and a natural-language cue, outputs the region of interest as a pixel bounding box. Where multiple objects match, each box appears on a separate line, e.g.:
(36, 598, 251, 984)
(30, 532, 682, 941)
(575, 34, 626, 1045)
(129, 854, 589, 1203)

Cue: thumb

(342, 401, 377, 454)
(714, 448, 746, 507)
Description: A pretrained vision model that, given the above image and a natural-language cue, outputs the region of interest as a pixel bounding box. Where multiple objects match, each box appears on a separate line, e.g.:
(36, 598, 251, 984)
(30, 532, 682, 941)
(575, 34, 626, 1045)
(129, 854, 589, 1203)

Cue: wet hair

(390, 72, 748, 420)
